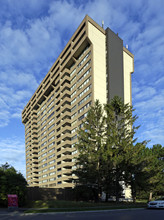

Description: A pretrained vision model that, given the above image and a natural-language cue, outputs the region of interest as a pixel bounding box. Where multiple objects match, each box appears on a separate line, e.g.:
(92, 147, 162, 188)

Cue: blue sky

(0, 0, 164, 177)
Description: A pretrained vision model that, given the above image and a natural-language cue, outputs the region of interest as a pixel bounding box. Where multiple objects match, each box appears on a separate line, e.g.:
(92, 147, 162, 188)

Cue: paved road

(0, 209, 164, 220)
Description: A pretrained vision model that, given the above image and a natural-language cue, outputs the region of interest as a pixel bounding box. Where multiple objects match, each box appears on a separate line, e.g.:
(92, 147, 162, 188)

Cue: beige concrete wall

(88, 22, 107, 104)
(123, 51, 134, 105)
(124, 185, 132, 199)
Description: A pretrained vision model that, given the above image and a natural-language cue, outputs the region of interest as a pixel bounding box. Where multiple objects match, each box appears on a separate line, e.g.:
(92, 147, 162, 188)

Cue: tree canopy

(73, 96, 164, 202)
(0, 163, 27, 207)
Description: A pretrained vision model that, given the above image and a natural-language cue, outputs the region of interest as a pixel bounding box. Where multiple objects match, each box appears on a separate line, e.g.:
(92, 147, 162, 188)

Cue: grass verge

(24, 200, 146, 213)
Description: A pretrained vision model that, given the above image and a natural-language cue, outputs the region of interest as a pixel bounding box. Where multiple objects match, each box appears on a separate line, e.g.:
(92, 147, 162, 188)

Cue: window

(71, 134, 77, 141)
(78, 93, 91, 106)
(70, 69, 76, 78)
(48, 101, 54, 108)
(71, 120, 77, 127)
(41, 109, 46, 116)
(41, 104, 46, 111)
(41, 136, 47, 142)
(48, 130, 55, 136)
(42, 158, 47, 163)
(77, 68, 91, 84)
(72, 150, 78, 155)
(71, 98, 76, 105)
(41, 141, 47, 147)
(43, 168, 48, 172)
(78, 76, 91, 90)
(48, 106, 54, 114)
(41, 152, 47, 157)
(71, 112, 77, 119)
(41, 120, 46, 126)
(41, 125, 47, 131)
(71, 90, 76, 98)
(41, 115, 46, 121)
(48, 118, 54, 125)
(77, 52, 91, 68)
(49, 165, 55, 170)
(48, 142, 55, 148)
(49, 178, 56, 181)
(77, 45, 89, 60)
(48, 136, 55, 142)
(41, 147, 47, 152)
(48, 94, 54, 103)
(78, 85, 91, 99)
(49, 154, 55, 159)
(49, 171, 56, 176)
(71, 105, 76, 112)
(48, 124, 55, 131)
(49, 160, 55, 165)
(78, 112, 88, 121)
(77, 60, 91, 76)
(42, 163, 47, 168)
(78, 102, 91, 114)
(41, 130, 47, 136)
(71, 76, 76, 84)
(48, 148, 55, 153)
(48, 112, 54, 119)
(70, 83, 76, 91)
(71, 127, 77, 134)
(42, 174, 48, 178)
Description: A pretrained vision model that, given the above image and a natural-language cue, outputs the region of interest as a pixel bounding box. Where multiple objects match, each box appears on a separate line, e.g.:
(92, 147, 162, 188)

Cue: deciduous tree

(0, 163, 27, 207)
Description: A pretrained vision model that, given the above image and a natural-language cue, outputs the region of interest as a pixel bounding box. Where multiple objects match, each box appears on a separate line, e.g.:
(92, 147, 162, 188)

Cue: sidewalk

(0, 208, 28, 214)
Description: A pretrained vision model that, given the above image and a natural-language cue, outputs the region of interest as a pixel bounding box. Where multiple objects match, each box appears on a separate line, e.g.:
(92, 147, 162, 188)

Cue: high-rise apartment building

(22, 15, 134, 188)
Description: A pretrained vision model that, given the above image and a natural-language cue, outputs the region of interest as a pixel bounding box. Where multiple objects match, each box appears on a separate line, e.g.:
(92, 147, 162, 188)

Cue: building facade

(22, 15, 134, 188)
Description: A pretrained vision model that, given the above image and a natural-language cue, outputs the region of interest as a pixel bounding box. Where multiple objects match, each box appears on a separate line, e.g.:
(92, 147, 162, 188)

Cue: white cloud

(0, 137, 26, 176)
(0, 110, 10, 127)
(134, 86, 156, 100)
(0, 0, 163, 173)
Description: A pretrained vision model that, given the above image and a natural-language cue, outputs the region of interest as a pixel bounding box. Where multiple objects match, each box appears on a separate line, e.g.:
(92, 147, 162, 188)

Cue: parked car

(147, 197, 164, 209)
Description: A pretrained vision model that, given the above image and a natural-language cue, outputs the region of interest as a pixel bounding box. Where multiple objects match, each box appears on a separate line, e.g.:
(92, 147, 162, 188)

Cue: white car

(148, 197, 164, 208)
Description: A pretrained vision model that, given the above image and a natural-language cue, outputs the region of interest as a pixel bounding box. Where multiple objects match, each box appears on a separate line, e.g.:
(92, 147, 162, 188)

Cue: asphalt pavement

(0, 208, 164, 220)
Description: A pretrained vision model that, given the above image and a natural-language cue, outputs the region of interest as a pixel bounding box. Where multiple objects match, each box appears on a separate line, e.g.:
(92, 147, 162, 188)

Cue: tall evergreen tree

(124, 143, 150, 202)
(74, 97, 157, 203)
(144, 144, 164, 198)
(104, 96, 140, 202)
(134, 144, 164, 200)
(73, 100, 105, 201)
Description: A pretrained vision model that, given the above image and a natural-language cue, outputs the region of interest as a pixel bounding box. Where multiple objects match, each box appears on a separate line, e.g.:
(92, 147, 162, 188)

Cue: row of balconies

(22, 19, 88, 123)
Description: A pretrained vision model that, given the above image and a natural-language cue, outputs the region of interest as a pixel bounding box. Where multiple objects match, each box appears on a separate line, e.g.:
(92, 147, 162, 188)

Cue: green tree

(104, 96, 140, 202)
(124, 143, 150, 202)
(149, 144, 164, 196)
(143, 144, 164, 199)
(73, 100, 105, 201)
(134, 144, 164, 201)
(0, 163, 27, 207)
(74, 96, 153, 203)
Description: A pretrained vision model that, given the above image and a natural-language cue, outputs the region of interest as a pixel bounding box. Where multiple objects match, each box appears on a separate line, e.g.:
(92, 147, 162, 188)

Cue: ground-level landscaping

(24, 200, 147, 213)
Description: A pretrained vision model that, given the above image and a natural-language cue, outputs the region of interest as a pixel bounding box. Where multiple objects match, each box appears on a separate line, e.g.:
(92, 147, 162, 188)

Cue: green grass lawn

(24, 200, 147, 213)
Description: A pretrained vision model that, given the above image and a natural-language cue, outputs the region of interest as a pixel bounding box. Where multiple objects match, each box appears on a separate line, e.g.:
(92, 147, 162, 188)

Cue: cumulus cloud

(0, 136, 26, 176)
(0, 0, 164, 175)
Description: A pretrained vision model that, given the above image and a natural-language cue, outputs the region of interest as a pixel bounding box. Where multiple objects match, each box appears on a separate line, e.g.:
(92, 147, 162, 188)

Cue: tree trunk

(105, 192, 109, 202)
(115, 177, 120, 203)
(131, 181, 136, 203)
